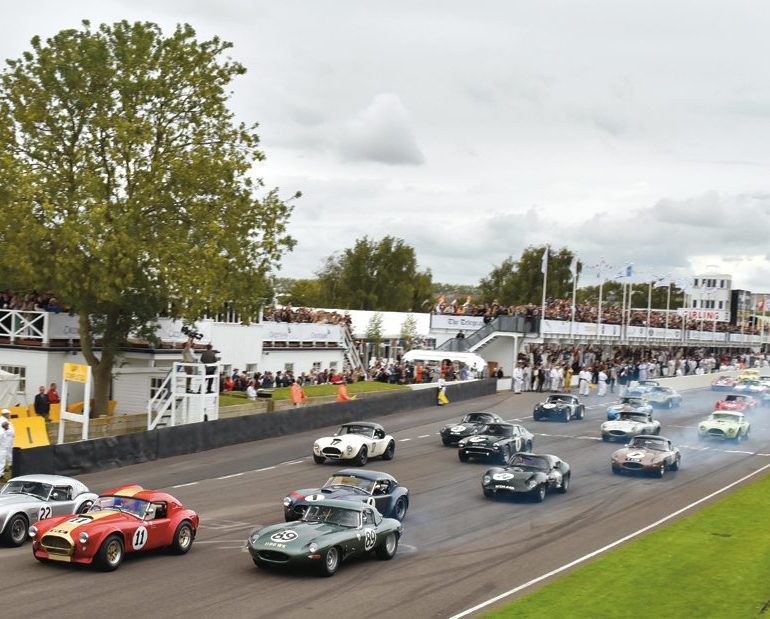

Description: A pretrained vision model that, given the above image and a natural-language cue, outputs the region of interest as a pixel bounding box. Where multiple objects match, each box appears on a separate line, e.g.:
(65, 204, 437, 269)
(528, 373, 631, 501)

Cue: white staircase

(341, 324, 365, 373)
(147, 363, 220, 430)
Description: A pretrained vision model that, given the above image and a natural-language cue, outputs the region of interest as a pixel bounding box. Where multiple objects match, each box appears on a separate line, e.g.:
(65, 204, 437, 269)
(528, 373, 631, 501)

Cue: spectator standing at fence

(34, 385, 50, 421)
(563, 366, 573, 393)
(246, 380, 257, 400)
(578, 368, 591, 397)
(512, 363, 524, 394)
(290, 379, 307, 408)
(182, 340, 196, 392)
(0, 416, 10, 481)
(0, 409, 13, 470)
(46, 383, 60, 404)
(597, 367, 608, 396)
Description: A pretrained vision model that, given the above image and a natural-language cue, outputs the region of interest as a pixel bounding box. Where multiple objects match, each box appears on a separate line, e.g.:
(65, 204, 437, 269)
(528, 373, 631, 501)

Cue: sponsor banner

(261, 322, 342, 343)
(48, 314, 81, 339)
(430, 314, 487, 331)
(542, 321, 621, 337)
(626, 326, 681, 340)
(676, 309, 729, 322)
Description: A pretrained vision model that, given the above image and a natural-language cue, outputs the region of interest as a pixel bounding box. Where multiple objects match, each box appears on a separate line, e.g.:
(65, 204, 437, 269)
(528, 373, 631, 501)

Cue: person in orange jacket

(290, 379, 307, 408)
(336, 383, 355, 402)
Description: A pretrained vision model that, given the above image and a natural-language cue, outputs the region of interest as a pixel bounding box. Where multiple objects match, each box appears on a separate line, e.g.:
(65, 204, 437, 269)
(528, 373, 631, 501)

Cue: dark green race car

(246, 499, 402, 576)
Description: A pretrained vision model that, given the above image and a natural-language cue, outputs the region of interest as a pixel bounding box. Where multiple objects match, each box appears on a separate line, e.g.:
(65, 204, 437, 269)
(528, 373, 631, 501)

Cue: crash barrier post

(12, 379, 497, 476)
(58, 362, 93, 443)
(12, 416, 50, 448)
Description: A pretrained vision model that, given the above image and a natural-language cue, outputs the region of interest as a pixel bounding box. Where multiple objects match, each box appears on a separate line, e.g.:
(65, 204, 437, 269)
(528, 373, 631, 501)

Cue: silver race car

(0, 475, 98, 546)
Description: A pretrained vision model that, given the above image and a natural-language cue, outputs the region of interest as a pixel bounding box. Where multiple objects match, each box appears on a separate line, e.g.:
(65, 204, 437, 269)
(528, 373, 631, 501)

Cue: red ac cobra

(29, 484, 198, 571)
(714, 394, 757, 412)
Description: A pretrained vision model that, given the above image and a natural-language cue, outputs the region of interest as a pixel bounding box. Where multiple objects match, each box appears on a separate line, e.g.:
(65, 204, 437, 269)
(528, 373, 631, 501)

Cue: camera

(181, 325, 203, 341)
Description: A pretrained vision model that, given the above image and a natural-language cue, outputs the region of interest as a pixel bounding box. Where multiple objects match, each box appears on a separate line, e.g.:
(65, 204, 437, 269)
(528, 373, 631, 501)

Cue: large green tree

(0, 21, 297, 415)
(479, 246, 576, 305)
(317, 236, 433, 311)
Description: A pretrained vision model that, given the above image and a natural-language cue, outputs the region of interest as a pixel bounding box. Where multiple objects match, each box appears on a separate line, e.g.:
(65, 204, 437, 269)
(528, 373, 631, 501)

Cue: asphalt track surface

(3, 386, 770, 619)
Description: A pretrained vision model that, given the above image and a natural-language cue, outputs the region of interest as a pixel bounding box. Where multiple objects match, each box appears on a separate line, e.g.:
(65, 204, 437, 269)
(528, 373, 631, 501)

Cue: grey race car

(458, 423, 534, 464)
(533, 394, 585, 422)
(482, 453, 571, 502)
(0, 475, 98, 546)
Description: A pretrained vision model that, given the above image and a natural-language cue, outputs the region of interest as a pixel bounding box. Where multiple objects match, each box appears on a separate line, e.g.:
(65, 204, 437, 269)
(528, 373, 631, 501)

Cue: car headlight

(458, 441, 466, 448)
(527, 479, 537, 488)
(346, 446, 353, 454)
(493, 444, 501, 450)
(249, 530, 261, 544)
(308, 542, 318, 553)
(28, 526, 37, 538)
(283, 497, 292, 508)
(79, 532, 89, 544)
(601, 423, 608, 430)
(313, 442, 320, 452)
(482, 475, 491, 485)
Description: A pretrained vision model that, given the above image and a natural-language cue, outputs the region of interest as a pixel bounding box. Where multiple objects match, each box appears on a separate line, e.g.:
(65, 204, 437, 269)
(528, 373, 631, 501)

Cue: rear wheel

(320, 546, 340, 577)
(313, 455, 325, 464)
(169, 521, 194, 555)
(353, 446, 368, 467)
(375, 532, 398, 560)
(392, 497, 408, 521)
(95, 534, 124, 571)
(2, 513, 28, 547)
(382, 441, 395, 461)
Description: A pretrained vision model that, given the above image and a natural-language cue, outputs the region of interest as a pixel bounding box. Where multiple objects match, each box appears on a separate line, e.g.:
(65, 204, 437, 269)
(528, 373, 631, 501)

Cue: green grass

(218, 381, 407, 406)
(486, 469, 770, 618)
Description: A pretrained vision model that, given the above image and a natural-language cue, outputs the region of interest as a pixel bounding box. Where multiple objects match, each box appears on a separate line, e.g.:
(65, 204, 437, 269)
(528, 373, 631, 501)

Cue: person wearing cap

(0, 409, 13, 463)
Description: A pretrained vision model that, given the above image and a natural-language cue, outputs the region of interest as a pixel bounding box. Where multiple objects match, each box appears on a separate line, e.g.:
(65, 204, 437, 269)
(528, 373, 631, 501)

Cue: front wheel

(558, 474, 570, 493)
(169, 521, 194, 554)
(313, 455, 325, 464)
(578, 406, 585, 420)
(483, 488, 494, 498)
(95, 534, 124, 571)
(375, 532, 398, 560)
(563, 411, 571, 423)
(353, 446, 368, 467)
(382, 441, 395, 461)
(458, 451, 469, 463)
(655, 464, 665, 478)
(533, 484, 546, 502)
(320, 546, 340, 577)
(669, 457, 680, 472)
(2, 513, 28, 547)
(525, 441, 533, 453)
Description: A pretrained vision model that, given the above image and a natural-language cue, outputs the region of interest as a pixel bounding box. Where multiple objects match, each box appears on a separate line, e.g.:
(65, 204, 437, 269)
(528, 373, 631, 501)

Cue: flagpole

(540, 246, 548, 339)
(570, 258, 578, 339)
(646, 279, 653, 342)
(620, 282, 627, 342)
(665, 282, 671, 331)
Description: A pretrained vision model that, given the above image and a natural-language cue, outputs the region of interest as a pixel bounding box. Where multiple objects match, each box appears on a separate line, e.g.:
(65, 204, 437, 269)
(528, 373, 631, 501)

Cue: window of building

(0, 365, 26, 393)
(329, 361, 338, 369)
(245, 363, 258, 374)
(719, 301, 724, 309)
(720, 280, 725, 288)
(694, 278, 699, 287)
(150, 377, 164, 399)
(284, 363, 294, 373)
(312, 361, 322, 370)
(693, 300, 698, 308)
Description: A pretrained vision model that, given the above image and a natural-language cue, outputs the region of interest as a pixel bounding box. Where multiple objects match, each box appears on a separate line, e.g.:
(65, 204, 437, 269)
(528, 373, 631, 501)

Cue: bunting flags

(613, 263, 633, 279)
(653, 276, 669, 289)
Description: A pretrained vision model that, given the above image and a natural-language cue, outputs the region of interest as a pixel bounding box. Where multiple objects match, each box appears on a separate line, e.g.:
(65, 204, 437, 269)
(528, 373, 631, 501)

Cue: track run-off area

(2, 386, 769, 618)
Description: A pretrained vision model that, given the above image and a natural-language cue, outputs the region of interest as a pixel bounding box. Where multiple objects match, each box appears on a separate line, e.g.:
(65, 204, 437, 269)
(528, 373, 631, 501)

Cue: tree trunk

(79, 310, 118, 418)
(91, 361, 112, 418)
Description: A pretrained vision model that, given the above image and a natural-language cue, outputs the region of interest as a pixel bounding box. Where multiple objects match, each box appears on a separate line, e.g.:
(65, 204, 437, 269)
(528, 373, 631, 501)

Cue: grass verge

(486, 468, 770, 618)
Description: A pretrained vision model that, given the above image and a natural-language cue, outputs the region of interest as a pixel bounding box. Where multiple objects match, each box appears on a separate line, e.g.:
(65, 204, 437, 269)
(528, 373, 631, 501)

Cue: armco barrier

(13, 379, 497, 476)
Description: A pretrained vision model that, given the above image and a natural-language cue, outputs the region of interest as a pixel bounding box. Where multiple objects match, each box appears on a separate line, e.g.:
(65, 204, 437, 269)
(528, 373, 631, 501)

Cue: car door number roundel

(132, 526, 148, 550)
(364, 528, 376, 551)
(38, 505, 52, 520)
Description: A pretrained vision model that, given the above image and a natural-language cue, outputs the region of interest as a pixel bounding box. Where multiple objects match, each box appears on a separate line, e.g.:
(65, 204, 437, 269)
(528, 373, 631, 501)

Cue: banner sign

(62, 363, 89, 384)
(676, 309, 729, 322)
(430, 315, 487, 331)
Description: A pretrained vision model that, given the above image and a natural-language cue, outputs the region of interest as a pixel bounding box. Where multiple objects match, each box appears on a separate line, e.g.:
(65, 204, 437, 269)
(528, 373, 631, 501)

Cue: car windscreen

(547, 396, 571, 403)
(338, 425, 375, 438)
(508, 454, 549, 470)
(322, 476, 375, 494)
(463, 413, 490, 423)
(302, 505, 360, 528)
(711, 413, 740, 422)
(618, 414, 648, 422)
(621, 398, 644, 406)
(629, 438, 667, 451)
(0, 480, 52, 500)
(91, 496, 149, 519)
(724, 395, 745, 402)
(486, 424, 513, 437)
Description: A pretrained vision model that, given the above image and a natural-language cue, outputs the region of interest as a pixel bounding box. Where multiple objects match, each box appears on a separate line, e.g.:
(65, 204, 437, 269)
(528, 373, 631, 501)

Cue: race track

(2, 386, 769, 618)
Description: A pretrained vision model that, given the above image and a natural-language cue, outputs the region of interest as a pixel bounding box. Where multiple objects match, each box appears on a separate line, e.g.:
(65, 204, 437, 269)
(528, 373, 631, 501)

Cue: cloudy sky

(4, 1, 770, 290)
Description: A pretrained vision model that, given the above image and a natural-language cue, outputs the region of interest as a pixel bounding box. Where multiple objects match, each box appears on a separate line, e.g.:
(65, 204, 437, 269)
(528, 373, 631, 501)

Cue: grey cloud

(338, 94, 426, 165)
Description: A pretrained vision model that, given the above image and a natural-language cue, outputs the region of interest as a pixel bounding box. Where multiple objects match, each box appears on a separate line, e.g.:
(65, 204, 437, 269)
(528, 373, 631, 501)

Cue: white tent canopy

(401, 349, 487, 372)
(0, 369, 21, 407)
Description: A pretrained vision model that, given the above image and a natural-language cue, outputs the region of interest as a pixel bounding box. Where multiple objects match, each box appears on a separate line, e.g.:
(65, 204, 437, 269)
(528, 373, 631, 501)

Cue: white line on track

(280, 459, 304, 465)
(757, 453, 770, 457)
(399, 438, 411, 442)
(171, 481, 199, 489)
(418, 434, 431, 438)
(724, 450, 755, 455)
(255, 466, 275, 472)
(217, 472, 244, 480)
(576, 436, 602, 441)
(448, 461, 770, 619)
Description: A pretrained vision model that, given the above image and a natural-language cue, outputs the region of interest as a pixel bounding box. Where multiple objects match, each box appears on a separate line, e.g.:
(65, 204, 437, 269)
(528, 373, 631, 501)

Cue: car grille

(622, 462, 644, 470)
(609, 430, 628, 437)
(258, 550, 290, 562)
(708, 429, 725, 437)
(41, 535, 73, 556)
(467, 448, 492, 454)
(322, 447, 342, 456)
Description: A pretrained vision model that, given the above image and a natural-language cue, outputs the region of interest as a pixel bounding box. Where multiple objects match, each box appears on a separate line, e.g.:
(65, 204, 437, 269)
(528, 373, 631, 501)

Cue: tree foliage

(399, 313, 419, 347)
(478, 246, 576, 305)
(0, 21, 296, 414)
(316, 236, 432, 311)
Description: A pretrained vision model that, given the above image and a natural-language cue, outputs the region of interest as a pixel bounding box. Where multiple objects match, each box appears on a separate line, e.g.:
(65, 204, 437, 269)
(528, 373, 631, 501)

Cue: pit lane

(1, 386, 768, 618)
